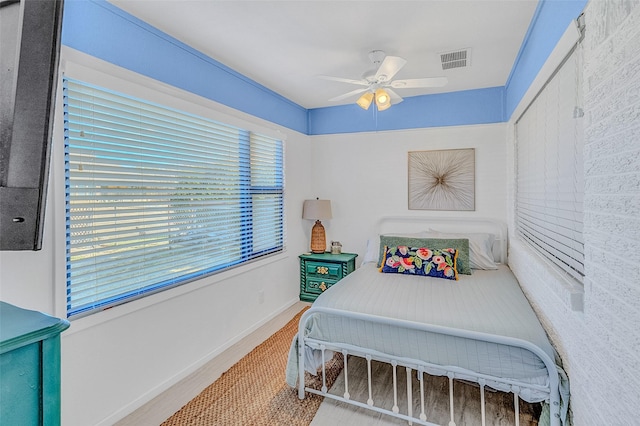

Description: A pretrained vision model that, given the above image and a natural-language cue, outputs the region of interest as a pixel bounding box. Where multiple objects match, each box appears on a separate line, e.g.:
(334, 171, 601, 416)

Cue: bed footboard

(297, 307, 561, 426)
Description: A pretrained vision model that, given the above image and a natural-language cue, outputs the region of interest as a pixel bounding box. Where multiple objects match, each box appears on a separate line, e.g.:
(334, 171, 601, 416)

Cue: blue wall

(61, 0, 587, 136)
(61, 0, 309, 134)
(308, 87, 505, 134)
(505, 0, 587, 119)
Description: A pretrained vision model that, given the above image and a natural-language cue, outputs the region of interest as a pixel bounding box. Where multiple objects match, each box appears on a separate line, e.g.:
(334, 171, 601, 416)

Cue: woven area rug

(162, 307, 343, 426)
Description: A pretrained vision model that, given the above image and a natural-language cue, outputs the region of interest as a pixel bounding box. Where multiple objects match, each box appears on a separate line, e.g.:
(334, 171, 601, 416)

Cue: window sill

(63, 250, 291, 336)
(509, 240, 584, 313)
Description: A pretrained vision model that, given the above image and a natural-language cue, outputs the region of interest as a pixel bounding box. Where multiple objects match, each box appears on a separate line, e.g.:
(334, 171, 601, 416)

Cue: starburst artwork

(408, 149, 475, 211)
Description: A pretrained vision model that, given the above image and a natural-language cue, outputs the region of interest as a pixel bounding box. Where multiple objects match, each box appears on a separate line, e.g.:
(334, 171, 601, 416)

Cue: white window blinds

(64, 78, 284, 317)
(515, 47, 584, 283)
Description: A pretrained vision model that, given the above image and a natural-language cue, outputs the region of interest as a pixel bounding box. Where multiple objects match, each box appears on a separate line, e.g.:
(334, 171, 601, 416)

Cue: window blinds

(515, 48, 584, 282)
(64, 78, 284, 317)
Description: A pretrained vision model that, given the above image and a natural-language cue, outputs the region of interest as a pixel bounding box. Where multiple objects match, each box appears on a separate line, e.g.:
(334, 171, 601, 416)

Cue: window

(514, 46, 584, 283)
(64, 77, 284, 318)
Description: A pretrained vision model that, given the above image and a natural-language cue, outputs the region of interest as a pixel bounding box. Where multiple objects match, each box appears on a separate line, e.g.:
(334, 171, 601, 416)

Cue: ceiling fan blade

(390, 77, 448, 89)
(386, 88, 404, 104)
(375, 56, 407, 82)
(328, 87, 369, 102)
(318, 75, 369, 86)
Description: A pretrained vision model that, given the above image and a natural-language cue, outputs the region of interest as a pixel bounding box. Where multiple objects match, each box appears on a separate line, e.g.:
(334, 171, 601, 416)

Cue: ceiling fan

(320, 50, 448, 111)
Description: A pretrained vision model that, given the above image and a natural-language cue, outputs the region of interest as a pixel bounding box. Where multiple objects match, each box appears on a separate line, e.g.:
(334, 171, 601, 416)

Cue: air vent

(440, 49, 471, 70)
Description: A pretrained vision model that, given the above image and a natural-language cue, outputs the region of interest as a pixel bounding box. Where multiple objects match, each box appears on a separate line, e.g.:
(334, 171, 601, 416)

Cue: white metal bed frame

(296, 216, 562, 426)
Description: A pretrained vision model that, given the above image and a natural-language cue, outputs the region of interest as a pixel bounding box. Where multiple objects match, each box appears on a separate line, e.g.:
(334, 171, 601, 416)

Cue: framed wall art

(408, 148, 475, 211)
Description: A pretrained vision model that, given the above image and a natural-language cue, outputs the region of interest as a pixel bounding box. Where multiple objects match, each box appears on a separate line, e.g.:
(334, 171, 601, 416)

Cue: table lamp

(302, 199, 332, 253)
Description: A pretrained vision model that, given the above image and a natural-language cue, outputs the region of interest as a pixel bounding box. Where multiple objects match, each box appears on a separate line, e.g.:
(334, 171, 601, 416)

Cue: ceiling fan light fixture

(322, 49, 445, 111)
(356, 92, 374, 110)
(375, 88, 391, 110)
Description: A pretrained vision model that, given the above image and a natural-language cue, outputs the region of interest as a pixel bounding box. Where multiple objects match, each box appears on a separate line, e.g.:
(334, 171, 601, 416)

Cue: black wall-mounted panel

(0, 0, 64, 250)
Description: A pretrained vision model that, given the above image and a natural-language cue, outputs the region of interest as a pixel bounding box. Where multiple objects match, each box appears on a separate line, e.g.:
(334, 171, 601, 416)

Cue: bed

(286, 217, 568, 426)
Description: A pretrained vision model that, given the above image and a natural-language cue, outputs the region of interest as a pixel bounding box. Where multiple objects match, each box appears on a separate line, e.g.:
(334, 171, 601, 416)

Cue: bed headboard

(373, 216, 508, 264)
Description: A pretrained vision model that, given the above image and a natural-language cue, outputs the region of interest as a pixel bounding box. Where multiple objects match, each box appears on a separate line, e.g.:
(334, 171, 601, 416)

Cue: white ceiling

(108, 0, 538, 109)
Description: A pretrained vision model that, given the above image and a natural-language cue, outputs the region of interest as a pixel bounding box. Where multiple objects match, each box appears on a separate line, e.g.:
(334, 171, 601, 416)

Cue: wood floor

(117, 303, 541, 425)
(311, 356, 541, 426)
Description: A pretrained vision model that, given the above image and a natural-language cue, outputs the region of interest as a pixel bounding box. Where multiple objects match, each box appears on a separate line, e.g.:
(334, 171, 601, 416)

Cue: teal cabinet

(299, 252, 357, 302)
(0, 302, 70, 426)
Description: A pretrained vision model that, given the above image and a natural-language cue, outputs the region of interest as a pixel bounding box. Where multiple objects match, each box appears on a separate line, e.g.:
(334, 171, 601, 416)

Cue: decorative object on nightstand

(302, 198, 332, 253)
(299, 252, 357, 302)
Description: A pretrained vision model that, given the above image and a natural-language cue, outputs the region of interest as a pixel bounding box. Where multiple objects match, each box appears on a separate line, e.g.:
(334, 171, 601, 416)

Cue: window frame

(55, 48, 288, 321)
(511, 21, 585, 289)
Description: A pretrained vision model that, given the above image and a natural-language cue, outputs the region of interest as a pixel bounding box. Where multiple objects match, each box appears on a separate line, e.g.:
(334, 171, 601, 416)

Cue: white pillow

(426, 230, 498, 270)
(362, 237, 379, 264)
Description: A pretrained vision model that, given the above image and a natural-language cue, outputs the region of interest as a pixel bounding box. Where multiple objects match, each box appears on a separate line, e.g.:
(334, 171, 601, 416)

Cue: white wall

(0, 207, 57, 312)
(507, 2, 640, 424)
(310, 123, 508, 260)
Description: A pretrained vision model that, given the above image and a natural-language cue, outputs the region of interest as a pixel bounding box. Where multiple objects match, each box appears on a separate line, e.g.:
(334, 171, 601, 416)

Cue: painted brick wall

(507, 1, 640, 425)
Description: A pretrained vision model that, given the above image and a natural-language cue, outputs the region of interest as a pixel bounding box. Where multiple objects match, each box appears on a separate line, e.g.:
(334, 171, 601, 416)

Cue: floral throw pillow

(379, 245, 459, 281)
(377, 236, 471, 275)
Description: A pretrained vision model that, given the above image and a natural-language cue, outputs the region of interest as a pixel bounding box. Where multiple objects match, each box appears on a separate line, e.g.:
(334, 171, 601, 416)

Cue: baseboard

(106, 299, 305, 426)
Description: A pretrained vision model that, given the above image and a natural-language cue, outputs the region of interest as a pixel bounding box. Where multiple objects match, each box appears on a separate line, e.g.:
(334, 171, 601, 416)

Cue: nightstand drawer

(305, 262, 342, 279)
(305, 277, 338, 295)
(299, 252, 357, 303)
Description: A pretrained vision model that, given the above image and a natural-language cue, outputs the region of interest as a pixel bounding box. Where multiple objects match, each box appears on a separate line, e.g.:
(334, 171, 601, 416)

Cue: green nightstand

(299, 252, 357, 302)
(0, 302, 70, 425)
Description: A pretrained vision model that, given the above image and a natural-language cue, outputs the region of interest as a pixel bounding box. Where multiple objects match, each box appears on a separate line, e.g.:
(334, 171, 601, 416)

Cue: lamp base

(310, 220, 326, 253)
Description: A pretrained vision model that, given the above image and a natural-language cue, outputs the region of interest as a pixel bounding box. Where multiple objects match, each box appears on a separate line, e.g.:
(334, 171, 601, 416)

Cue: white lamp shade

(302, 199, 332, 220)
